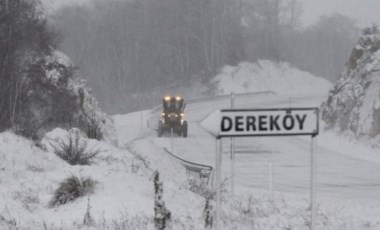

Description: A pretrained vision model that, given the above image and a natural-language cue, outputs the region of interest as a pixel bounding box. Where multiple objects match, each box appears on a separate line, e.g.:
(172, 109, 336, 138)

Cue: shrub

(51, 132, 101, 165)
(86, 116, 103, 140)
(83, 197, 95, 226)
(49, 175, 97, 207)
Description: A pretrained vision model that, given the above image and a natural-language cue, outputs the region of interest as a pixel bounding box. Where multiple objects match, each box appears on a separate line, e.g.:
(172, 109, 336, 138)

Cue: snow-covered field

(1, 62, 380, 229)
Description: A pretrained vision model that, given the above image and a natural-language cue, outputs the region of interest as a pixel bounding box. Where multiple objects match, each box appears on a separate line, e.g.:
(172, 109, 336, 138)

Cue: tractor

(157, 96, 188, 137)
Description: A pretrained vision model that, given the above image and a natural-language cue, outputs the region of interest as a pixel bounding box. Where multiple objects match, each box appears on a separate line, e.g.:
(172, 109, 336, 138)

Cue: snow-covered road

(150, 93, 380, 204)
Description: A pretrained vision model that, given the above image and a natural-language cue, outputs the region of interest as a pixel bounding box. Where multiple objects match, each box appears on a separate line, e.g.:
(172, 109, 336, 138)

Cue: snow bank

(212, 60, 332, 97)
(0, 129, 205, 229)
(0, 130, 149, 228)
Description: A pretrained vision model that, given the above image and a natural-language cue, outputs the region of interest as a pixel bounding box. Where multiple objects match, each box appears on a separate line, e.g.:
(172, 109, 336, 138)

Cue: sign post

(269, 162, 273, 201)
(311, 137, 316, 230)
(230, 93, 235, 200)
(201, 107, 319, 230)
(171, 128, 174, 153)
(215, 138, 222, 230)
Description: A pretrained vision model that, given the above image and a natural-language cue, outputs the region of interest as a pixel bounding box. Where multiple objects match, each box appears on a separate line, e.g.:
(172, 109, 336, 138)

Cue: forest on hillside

(54, 0, 359, 113)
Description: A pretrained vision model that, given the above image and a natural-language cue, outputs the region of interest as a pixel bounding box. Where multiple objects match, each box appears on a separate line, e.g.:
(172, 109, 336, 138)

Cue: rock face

(322, 26, 380, 137)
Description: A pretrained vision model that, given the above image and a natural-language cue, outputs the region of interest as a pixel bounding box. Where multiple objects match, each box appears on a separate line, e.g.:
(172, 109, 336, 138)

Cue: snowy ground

(1, 61, 380, 229)
(157, 93, 380, 202)
(148, 92, 380, 229)
(1, 92, 380, 229)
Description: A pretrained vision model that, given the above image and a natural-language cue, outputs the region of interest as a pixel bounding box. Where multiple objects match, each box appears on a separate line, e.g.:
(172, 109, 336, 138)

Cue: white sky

(42, 0, 380, 28)
(301, 0, 380, 27)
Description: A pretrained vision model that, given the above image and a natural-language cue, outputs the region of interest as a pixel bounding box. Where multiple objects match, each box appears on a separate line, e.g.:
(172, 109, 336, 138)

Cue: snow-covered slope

(212, 60, 332, 97)
(322, 27, 380, 138)
(0, 127, 203, 229)
(2, 92, 380, 229)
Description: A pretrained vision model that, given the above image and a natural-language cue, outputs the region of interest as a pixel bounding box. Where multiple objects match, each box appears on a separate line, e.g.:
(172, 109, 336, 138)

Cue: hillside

(2, 104, 380, 229)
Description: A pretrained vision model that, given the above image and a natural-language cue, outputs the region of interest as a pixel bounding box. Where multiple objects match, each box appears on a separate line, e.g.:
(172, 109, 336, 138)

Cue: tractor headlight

(180, 113, 184, 124)
(161, 113, 165, 123)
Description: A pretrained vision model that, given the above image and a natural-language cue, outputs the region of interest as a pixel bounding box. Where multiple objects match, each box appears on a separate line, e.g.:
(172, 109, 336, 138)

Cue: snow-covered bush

(51, 131, 101, 165)
(22, 50, 116, 143)
(49, 176, 97, 207)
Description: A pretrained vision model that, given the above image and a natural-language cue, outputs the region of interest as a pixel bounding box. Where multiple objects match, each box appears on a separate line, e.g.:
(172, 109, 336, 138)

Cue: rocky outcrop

(322, 26, 380, 138)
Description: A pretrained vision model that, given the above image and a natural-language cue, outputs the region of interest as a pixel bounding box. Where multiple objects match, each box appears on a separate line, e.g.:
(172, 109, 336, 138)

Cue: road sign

(200, 108, 318, 138)
(201, 107, 319, 230)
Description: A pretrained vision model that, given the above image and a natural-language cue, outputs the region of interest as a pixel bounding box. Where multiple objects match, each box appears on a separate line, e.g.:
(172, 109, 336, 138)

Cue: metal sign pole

(171, 128, 174, 153)
(310, 136, 316, 230)
(230, 93, 235, 199)
(269, 162, 273, 201)
(215, 138, 222, 230)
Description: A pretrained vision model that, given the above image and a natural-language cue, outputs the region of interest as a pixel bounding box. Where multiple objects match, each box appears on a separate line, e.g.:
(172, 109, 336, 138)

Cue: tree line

(0, 0, 59, 134)
(54, 0, 359, 113)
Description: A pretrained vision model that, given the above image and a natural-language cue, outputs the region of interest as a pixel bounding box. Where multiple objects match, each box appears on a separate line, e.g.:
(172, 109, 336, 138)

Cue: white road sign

(200, 108, 319, 138)
(202, 107, 320, 230)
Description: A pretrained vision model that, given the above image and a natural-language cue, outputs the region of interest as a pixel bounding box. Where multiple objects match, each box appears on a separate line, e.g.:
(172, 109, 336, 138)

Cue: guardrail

(163, 147, 213, 183)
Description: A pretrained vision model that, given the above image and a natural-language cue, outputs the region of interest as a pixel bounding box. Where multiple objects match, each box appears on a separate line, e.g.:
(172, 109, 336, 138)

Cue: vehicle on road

(158, 96, 188, 137)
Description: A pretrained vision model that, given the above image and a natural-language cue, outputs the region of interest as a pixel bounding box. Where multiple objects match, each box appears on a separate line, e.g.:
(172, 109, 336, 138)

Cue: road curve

(150, 93, 380, 204)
